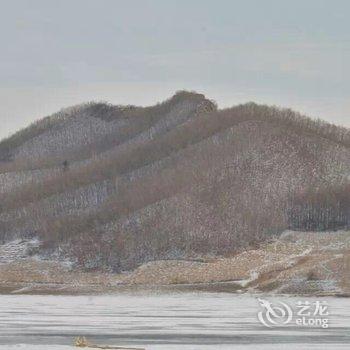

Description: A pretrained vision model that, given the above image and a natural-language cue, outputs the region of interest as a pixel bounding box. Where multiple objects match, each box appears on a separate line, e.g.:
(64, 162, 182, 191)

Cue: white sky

(0, 0, 349, 140)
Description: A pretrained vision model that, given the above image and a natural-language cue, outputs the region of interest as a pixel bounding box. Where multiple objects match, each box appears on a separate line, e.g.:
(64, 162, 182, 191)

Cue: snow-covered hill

(0, 91, 349, 273)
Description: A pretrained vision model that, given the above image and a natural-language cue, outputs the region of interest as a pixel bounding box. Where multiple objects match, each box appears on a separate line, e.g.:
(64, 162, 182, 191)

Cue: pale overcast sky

(0, 0, 349, 139)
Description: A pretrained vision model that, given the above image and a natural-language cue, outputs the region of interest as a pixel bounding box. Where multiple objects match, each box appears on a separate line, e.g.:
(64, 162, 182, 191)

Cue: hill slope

(0, 91, 349, 272)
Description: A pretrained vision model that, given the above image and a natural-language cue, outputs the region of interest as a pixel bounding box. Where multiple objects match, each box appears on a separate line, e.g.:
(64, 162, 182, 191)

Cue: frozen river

(0, 293, 349, 349)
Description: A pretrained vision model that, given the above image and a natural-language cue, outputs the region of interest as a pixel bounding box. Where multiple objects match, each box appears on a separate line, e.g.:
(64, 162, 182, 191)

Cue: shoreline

(1, 280, 349, 297)
(1, 230, 349, 297)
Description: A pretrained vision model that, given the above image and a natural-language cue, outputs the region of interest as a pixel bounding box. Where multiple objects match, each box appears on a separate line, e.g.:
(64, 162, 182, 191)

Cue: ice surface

(0, 293, 349, 349)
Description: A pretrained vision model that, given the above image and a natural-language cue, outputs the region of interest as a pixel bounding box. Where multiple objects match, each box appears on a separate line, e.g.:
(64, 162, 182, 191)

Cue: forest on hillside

(0, 92, 349, 271)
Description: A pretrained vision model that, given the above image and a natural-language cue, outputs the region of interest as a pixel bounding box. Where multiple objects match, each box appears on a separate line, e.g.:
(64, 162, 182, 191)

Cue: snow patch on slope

(0, 239, 40, 264)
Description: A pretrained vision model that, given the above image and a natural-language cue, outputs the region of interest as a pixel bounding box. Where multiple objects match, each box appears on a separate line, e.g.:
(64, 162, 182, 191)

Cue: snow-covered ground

(0, 239, 40, 265)
(3, 345, 350, 350)
(0, 294, 349, 349)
